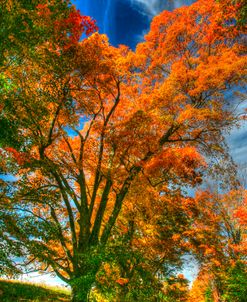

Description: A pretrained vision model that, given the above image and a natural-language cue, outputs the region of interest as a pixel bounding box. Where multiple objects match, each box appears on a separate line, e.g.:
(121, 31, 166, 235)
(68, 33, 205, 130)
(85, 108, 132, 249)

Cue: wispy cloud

(103, 0, 112, 33)
(130, 0, 166, 16)
(129, 0, 195, 17)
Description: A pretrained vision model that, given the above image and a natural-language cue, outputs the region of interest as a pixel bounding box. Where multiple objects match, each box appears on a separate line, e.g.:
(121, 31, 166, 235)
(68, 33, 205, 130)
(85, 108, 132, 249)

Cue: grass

(0, 279, 71, 302)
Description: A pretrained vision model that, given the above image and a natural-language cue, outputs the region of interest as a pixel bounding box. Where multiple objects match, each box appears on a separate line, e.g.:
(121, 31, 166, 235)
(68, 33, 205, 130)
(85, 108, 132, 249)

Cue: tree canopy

(0, 0, 246, 301)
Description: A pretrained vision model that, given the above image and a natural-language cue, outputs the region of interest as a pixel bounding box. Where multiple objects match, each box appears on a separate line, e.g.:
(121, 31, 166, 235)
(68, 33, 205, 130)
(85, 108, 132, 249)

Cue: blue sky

(73, 0, 194, 49)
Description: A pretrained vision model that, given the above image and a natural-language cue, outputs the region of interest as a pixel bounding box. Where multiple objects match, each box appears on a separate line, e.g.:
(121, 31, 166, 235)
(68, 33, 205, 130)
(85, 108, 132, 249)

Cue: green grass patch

(0, 279, 71, 302)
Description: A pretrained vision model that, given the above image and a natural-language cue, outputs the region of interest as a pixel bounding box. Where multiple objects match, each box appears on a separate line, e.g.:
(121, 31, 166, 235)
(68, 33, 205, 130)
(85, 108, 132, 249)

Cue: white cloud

(129, 0, 195, 17)
(130, 0, 165, 16)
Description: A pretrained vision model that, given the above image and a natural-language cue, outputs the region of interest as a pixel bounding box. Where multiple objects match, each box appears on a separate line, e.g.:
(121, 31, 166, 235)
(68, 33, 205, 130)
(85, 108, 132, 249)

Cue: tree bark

(71, 284, 91, 302)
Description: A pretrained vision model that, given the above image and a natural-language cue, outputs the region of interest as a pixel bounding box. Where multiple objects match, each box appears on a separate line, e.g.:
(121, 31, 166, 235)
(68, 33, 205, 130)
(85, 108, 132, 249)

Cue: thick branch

(50, 206, 74, 263)
(89, 81, 121, 218)
(100, 166, 141, 244)
(50, 170, 78, 252)
(90, 177, 113, 245)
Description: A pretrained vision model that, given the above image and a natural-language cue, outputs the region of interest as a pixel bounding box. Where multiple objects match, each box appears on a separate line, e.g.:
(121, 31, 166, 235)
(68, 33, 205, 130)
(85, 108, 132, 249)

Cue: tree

(0, 0, 96, 278)
(188, 269, 215, 302)
(187, 188, 247, 301)
(1, 0, 246, 301)
(223, 261, 247, 302)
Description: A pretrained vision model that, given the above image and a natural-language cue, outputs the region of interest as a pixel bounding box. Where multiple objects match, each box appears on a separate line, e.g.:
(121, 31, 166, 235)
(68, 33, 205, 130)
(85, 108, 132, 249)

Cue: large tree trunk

(69, 247, 102, 302)
(71, 283, 91, 302)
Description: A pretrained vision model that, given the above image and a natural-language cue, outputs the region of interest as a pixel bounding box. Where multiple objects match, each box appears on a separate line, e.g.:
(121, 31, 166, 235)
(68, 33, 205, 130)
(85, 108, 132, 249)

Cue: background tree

(218, 0, 247, 27)
(187, 189, 247, 301)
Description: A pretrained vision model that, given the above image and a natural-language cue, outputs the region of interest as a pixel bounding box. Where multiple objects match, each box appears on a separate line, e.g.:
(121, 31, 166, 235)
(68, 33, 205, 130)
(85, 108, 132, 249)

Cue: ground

(0, 279, 71, 302)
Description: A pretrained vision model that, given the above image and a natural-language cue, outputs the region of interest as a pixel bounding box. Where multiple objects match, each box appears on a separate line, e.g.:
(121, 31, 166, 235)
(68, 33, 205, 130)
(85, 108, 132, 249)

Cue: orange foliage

(1, 0, 246, 296)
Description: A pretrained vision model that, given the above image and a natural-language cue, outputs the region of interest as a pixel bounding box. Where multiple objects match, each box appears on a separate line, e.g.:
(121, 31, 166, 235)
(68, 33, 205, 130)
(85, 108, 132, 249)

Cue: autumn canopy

(0, 0, 246, 301)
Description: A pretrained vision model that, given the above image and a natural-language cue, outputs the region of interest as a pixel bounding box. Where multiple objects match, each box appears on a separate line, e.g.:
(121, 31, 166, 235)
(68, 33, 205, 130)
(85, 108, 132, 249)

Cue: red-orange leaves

(145, 147, 205, 186)
(36, 2, 97, 51)
(36, 3, 51, 16)
(116, 278, 129, 286)
(55, 10, 97, 48)
(5, 147, 27, 165)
